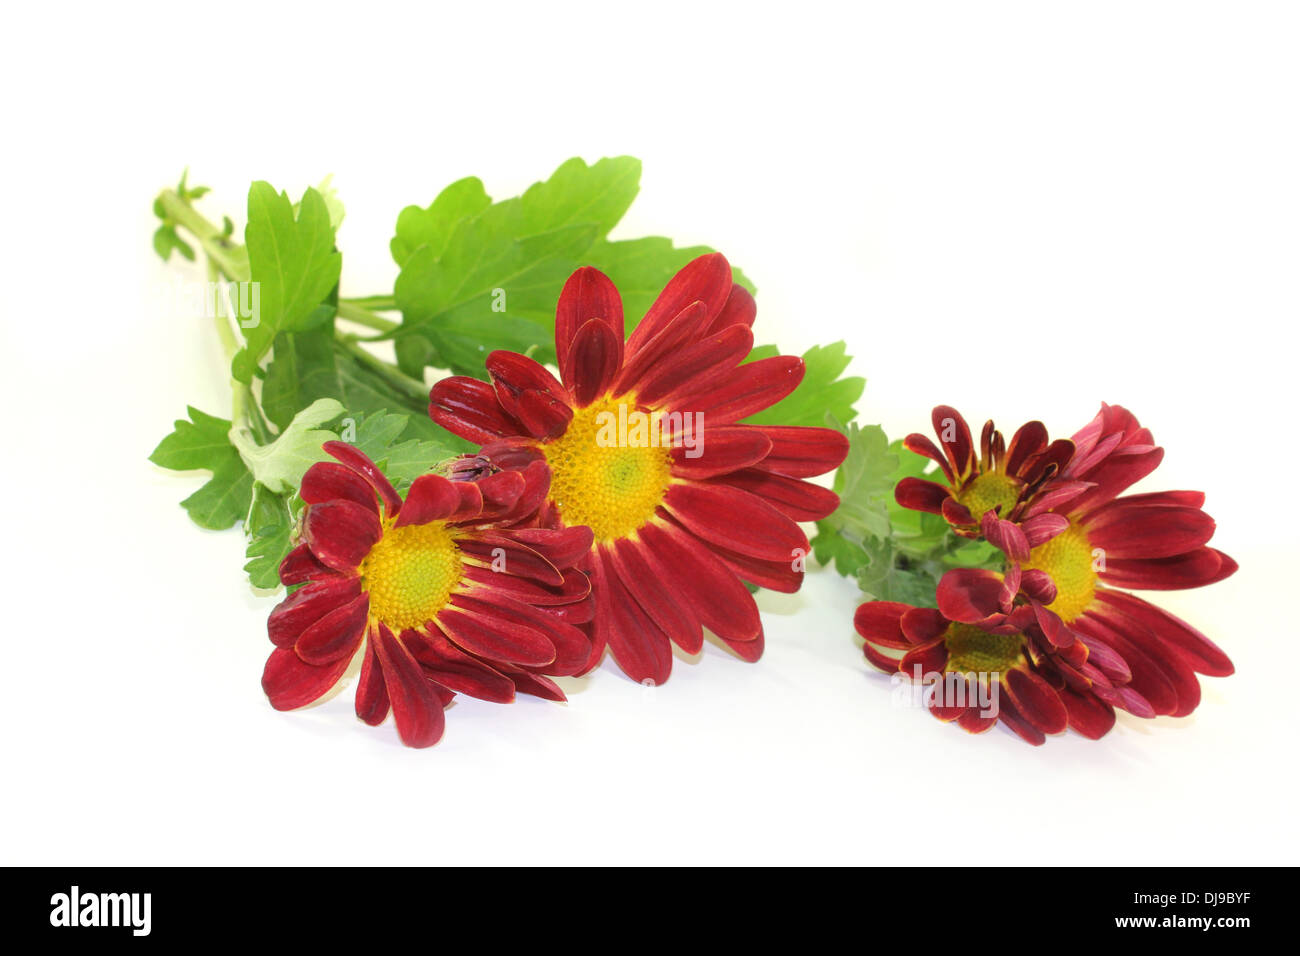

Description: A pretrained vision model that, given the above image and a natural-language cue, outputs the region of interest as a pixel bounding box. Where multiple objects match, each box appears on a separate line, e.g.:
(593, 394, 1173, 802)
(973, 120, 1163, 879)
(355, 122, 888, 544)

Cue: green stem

(342, 294, 397, 311)
(164, 185, 417, 432)
(159, 190, 248, 281)
(337, 300, 398, 333)
(205, 259, 241, 361)
(336, 334, 428, 402)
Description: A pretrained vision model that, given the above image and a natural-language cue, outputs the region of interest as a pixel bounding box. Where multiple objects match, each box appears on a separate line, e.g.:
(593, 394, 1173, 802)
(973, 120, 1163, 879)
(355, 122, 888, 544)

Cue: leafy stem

(158, 189, 248, 282)
(336, 334, 429, 402)
(337, 300, 398, 333)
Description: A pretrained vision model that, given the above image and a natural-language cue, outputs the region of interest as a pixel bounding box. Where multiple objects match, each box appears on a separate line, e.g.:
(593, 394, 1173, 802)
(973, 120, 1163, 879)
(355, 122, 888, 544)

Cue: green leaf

(306, 174, 346, 231)
(394, 219, 597, 375)
(811, 422, 896, 571)
(392, 156, 641, 377)
(391, 176, 492, 267)
(581, 237, 756, 328)
(262, 329, 470, 448)
(812, 424, 1004, 602)
(346, 410, 465, 490)
(150, 406, 237, 471)
(744, 341, 864, 428)
(152, 224, 195, 262)
(243, 483, 296, 589)
(233, 182, 343, 382)
(855, 537, 944, 607)
(179, 457, 255, 531)
(228, 398, 343, 496)
(150, 406, 255, 530)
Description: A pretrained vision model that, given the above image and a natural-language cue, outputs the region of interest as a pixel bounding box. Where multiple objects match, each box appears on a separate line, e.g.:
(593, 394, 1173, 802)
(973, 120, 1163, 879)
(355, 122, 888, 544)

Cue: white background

(2, 2, 1296, 865)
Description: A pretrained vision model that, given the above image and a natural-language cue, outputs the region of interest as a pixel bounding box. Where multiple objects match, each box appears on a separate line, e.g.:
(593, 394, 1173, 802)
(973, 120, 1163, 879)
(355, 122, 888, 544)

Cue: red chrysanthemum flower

(262, 443, 594, 748)
(855, 569, 1086, 744)
(894, 405, 1079, 558)
(1015, 403, 1237, 719)
(429, 253, 849, 684)
(863, 402, 1236, 744)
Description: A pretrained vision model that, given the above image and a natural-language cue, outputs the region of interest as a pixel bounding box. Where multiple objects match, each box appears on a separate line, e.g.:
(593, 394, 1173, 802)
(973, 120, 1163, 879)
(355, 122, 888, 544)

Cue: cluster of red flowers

(258, 255, 1235, 750)
(857, 404, 1236, 744)
(263, 255, 848, 746)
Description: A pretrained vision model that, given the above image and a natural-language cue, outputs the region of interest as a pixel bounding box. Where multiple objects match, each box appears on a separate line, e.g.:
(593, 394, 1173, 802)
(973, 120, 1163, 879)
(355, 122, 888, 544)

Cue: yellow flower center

(955, 471, 1021, 524)
(944, 623, 1024, 674)
(542, 396, 673, 542)
(1021, 522, 1097, 623)
(359, 520, 463, 632)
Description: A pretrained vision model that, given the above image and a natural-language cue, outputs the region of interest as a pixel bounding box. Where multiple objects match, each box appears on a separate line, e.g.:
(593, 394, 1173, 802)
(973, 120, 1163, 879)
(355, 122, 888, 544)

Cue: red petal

(853, 601, 910, 646)
(751, 425, 849, 479)
(514, 389, 574, 441)
(607, 537, 704, 654)
(555, 266, 624, 388)
(894, 477, 951, 515)
(863, 641, 903, 673)
(995, 694, 1047, 745)
(1093, 589, 1233, 677)
(429, 376, 523, 445)
(438, 482, 482, 523)
(469, 469, 527, 520)
(302, 500, 382, 572)
(1002, 668, 1068, 735)
(669, 425, 772, 480)
(704, 283, 756, 335)
(590, 549, 674, 685)
(901, 638, 947, 674)
(300, 461, 380, 513)
(702, 468, 838, 523)
(322, 441, 401, 517)
(373, 625, 446, 748)
(1021, 513, 1069, 547)
(1003, 420, 1048, 476)
(613, 301, 710, 396)
(566, 318, 622, 406)
(713, 546, 803, 593)
(1068, 447, 1165, 514)
(487, 349, 566, 406)
(451, 590, 588, 675)
(663, 481, 808, 563)
(634, 324, 754, 407)
(956, 707, 998, 734)
(930, 406, 974, 479)
(902, 432, 955, 483)
(501, 667, 567, 702)
(1098, 548, 1236, 590)
(262, 646, 352, 711)
(268, 575, 361, 648)
(935, 568, 1007, 624)
(625, 253, 732, 358)
(405, 627, 516, 703)
(438, 600, 558, 668)
(901, 608, 949, 644)
(639, 520, 761, 642)
(980, 511, 1030, 562)
(1073, 612, 1181, 716)
(355, 634, 389, 726)
(1085, 503, 1216, 559)
(278, 544, 331, 586)
(671, 355, 804, 423)
(394, 473, 461, 528)
(462, 564, 590, 606)
(458, 534, 565, 586)
(718, 626, 765, 663)
(294, 592, 370, 664)
(1060, 687, 1115, 739)
(499, 526, 595, 571)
